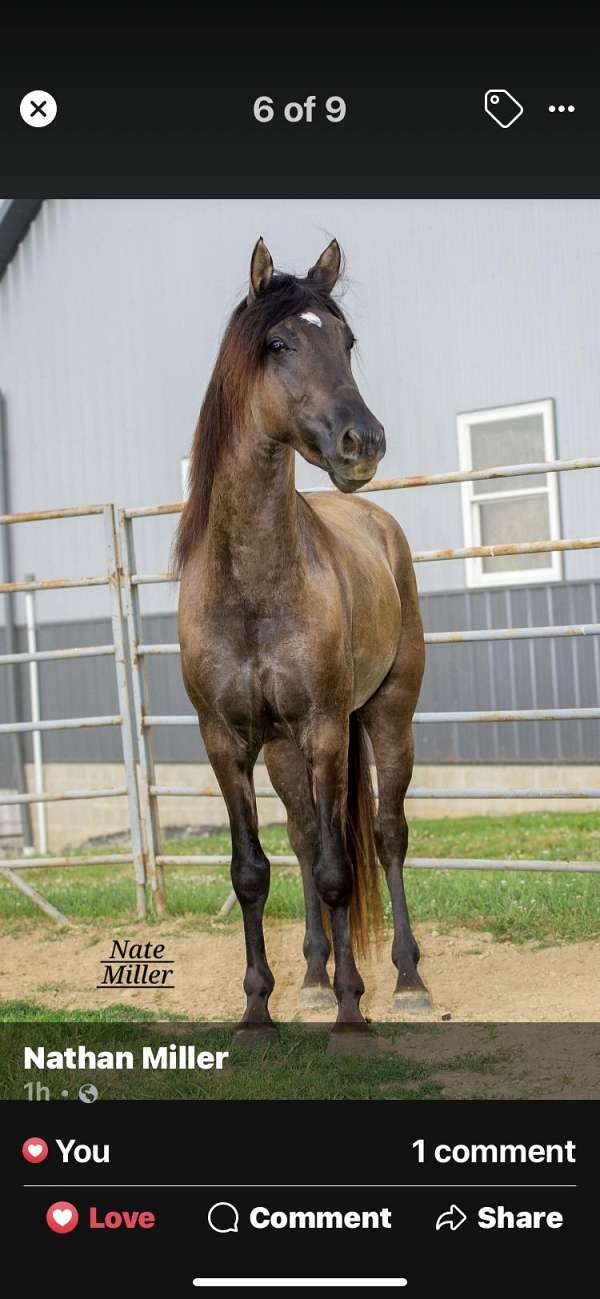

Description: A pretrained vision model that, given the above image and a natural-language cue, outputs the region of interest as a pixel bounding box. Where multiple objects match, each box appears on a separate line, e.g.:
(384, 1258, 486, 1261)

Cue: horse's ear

(307, 238, 341, 293)
(248, 237, 274, 303)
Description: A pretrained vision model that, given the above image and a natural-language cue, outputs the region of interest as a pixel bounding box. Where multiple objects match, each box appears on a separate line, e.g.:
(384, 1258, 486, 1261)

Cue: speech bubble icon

(207, 1201, 239, 1234)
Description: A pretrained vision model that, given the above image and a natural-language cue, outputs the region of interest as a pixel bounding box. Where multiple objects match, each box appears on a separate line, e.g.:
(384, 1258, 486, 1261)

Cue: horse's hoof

(392, 989, 434, 1018)
(327, 1026, 377, 1057)
(233, 1023, 278, 1048)
(299, 986, 337, 1011)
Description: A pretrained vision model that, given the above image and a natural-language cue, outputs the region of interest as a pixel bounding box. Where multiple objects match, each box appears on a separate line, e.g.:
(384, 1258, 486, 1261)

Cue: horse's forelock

(237, 272, 346, 352)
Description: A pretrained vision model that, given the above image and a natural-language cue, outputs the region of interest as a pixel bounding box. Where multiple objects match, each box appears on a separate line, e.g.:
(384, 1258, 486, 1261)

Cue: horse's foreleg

(305, 716, 366, 1026)
(202, 720, 274, 1030)
(264, 739, 335, 1010)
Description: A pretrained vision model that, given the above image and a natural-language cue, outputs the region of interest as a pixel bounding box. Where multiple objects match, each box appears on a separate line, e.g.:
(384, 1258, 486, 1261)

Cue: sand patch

(1, 918, 598, 1023)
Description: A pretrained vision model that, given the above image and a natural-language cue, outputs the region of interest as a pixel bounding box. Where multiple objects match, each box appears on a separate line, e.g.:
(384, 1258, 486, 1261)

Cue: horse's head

(247, 238, 386, 492)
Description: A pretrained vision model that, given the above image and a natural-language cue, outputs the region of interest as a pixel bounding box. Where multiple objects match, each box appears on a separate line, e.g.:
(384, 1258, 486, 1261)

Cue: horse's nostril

(340, 429, 362, 460)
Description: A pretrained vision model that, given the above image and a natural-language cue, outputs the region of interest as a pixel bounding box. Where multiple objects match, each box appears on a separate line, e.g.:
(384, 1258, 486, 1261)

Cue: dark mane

(172, 271, 348, 575)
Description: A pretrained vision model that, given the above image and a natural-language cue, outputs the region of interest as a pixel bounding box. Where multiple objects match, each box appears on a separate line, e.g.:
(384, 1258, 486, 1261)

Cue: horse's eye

(267, 338, 287, 354)
(347, 335, 357, 351)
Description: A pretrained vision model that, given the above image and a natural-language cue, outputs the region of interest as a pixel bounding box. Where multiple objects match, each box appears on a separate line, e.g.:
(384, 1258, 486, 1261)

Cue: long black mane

(173, 272, 347, 575)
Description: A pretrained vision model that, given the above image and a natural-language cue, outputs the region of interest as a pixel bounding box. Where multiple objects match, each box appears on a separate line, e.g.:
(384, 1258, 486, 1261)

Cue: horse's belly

(350, 568, 402, 709)
(352, 640, 398, 709)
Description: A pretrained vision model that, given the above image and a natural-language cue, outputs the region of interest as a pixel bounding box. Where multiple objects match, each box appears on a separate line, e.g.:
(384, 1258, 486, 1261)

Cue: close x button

(19, 90, 58, 128)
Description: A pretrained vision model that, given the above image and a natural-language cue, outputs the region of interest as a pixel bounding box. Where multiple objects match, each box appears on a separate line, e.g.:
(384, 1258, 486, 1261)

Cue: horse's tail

(345, 711, 384, 957)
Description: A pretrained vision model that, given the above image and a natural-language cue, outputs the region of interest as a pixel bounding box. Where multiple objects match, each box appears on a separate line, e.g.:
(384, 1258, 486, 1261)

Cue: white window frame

(457, 398, 562, 589)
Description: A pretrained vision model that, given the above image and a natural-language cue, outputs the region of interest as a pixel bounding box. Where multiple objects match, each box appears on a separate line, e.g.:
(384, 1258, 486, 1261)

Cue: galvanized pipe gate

(0, 504, 146, 924)
(2, 456, 600, 924)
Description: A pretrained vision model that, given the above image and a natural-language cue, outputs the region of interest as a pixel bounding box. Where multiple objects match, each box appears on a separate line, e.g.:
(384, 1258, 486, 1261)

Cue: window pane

(470, 413, 547, 495)
(478, 494, 553, 573)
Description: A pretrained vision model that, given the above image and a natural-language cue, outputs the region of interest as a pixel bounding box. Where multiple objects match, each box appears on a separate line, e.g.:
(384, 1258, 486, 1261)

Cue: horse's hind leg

(264, 739, 336, 1011)
(360, 642, 431, 1015)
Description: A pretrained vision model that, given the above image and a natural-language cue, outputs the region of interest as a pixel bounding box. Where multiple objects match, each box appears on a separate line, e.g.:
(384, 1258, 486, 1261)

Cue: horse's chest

(216, 652, 314, 731)
(188, 610, 333, 725)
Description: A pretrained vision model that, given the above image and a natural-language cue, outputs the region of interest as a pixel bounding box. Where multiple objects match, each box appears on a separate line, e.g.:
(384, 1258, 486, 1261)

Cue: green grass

(0, 1001, 506, 1100)
(1, 813, 600, 944)
(0, 1002, 441, 1099)
(0, 1001, 154, 1023)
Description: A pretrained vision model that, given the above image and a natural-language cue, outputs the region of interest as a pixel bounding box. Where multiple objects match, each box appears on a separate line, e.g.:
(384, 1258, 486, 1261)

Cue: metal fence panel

(2, 453, 600, 924)
(3, 583, 600, 776)
(0, 504, 147, 920)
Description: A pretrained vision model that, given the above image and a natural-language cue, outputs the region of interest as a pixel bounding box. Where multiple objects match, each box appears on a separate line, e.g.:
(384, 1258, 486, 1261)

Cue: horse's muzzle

(328, 425, 383, 490)
(329, 463, 380, 493)
(336, 422, 386, 467)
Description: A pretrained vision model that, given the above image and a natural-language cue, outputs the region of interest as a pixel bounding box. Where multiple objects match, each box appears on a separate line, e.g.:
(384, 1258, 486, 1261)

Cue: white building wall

(1, 198, 599, 624)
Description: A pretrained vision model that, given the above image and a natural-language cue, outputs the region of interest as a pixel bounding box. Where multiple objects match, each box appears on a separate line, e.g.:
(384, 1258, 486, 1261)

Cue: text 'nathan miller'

(23, 1045, 230, 1071)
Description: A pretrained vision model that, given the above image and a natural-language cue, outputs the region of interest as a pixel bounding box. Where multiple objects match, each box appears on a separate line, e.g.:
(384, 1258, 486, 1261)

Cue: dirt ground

(2, 918, 599, 1023)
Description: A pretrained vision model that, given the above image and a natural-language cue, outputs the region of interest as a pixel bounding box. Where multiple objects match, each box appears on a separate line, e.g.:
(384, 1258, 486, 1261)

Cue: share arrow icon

(435, 1204, 467, 1231)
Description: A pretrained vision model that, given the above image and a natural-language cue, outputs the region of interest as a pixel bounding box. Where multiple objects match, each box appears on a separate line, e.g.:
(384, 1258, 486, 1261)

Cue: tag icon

(484, 89, 524, 129)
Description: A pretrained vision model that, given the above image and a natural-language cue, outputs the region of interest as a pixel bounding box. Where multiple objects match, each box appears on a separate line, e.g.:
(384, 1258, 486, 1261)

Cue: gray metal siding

(1, 199, 600, 628)
(1, 577, 599, 784)
(416, 581, 600, 763)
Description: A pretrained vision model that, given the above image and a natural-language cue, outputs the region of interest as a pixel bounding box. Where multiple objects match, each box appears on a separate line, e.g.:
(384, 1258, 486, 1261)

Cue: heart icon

(46, 1201, 79, 1234)
(22, 1136, 48, 1163)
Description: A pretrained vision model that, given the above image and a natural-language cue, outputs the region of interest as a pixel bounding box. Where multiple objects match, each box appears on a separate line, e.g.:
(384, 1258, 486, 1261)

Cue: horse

(175, 237, 427, 1033)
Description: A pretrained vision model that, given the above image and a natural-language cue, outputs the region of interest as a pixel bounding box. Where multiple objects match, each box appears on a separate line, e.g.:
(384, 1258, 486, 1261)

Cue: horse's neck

(206, 428, 301, 596)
